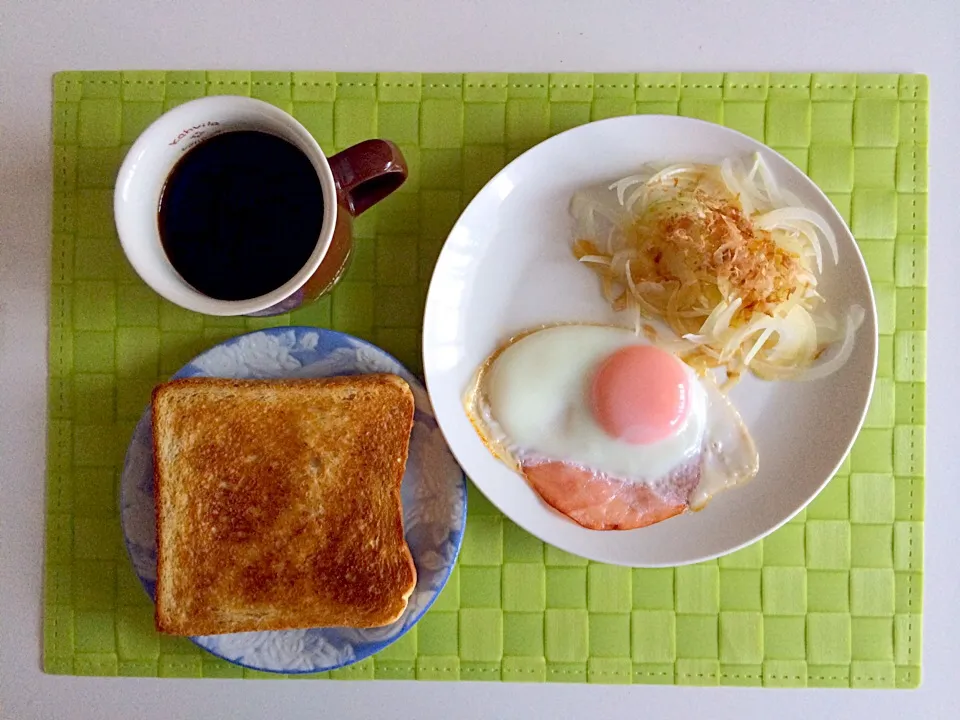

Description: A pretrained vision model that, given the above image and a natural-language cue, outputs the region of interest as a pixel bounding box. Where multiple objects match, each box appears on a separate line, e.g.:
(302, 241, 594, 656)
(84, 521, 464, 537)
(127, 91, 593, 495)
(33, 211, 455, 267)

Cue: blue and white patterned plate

(120, 326, 467, 673)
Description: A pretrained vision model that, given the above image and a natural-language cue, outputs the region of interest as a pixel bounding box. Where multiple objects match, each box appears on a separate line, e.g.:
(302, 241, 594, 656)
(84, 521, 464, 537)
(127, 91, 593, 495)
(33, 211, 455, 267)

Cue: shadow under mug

(114, 96, 407, 316)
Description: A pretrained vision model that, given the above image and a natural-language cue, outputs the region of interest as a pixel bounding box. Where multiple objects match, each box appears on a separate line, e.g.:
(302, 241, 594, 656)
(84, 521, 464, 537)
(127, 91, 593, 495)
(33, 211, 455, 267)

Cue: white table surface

(2, 1, 959, 717)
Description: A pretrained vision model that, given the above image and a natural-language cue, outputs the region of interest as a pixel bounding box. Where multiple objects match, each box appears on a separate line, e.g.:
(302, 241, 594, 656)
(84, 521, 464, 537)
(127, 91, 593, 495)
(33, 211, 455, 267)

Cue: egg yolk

(589, 345, 691, 445)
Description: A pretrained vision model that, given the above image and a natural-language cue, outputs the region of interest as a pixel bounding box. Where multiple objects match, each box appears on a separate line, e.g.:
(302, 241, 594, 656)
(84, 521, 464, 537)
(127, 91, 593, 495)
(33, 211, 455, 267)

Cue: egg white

(471, 324, 759, 508)
(480, 325, 705, 479)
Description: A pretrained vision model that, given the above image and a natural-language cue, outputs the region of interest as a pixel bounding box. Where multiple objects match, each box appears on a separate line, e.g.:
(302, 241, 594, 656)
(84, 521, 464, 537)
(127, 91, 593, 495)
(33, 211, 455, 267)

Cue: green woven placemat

(45, 71, 927, 687)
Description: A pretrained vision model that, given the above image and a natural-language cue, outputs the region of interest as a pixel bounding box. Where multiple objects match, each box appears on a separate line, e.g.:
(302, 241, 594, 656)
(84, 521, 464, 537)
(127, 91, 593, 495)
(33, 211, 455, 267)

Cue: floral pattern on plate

(120, 326, 467, 673)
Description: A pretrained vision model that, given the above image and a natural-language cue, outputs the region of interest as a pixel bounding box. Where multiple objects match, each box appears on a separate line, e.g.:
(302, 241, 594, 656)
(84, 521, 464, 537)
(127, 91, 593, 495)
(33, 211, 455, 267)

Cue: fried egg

(466, 324, 759, 530)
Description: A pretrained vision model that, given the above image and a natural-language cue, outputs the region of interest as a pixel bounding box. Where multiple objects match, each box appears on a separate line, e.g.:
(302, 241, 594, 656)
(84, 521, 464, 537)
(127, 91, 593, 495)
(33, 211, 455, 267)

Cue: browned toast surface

(152, 375, 416, 635)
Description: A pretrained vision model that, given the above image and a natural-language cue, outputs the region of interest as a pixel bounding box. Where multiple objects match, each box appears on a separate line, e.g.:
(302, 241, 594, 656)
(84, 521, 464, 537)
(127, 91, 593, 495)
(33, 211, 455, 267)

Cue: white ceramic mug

(114, 96, 407, 316)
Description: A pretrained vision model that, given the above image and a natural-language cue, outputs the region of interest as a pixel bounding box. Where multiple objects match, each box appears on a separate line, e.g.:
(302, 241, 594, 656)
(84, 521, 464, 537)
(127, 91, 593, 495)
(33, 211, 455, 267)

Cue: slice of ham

(522, 460, 701, 531)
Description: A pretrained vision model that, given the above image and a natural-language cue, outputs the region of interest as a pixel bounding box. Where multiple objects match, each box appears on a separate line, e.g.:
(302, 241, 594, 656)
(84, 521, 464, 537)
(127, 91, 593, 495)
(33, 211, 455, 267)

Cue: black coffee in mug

(158, 130, 324, 301)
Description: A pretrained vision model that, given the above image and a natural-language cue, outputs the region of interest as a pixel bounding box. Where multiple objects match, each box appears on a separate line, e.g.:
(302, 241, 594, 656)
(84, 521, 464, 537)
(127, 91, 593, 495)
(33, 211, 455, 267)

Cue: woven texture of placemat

(45, 71, 927, 686)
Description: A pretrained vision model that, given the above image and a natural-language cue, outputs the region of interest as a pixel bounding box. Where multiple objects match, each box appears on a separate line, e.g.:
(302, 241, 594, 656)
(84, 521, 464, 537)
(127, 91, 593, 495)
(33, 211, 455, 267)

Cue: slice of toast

(152, 375, 417, 636)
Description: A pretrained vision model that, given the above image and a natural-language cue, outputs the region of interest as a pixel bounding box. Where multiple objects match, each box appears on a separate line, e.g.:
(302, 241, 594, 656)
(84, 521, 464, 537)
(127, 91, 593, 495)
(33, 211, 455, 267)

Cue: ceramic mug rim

(113, 96, 338, 316)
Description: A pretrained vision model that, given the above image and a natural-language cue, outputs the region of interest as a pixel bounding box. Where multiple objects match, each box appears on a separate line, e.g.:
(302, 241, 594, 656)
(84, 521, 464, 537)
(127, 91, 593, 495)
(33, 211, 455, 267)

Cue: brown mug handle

(328, 140, 408, 216)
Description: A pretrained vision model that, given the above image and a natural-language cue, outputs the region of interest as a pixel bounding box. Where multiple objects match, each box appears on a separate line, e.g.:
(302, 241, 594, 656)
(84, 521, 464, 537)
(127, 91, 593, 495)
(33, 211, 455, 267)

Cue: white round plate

(422, 115, 877, 567)
(121, 327, 467, 673)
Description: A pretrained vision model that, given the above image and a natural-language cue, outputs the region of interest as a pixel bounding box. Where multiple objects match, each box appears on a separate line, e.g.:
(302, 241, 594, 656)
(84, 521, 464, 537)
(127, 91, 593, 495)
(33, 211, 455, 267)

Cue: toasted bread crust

(152, 375, 416, 635)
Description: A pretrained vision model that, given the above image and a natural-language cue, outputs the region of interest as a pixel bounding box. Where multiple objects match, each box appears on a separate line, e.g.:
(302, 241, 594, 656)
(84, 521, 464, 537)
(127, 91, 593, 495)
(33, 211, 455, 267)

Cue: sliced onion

(812, 307, 839, 334)
(769, 220, 823, 273)
(610, 174, 648, 205)
(765, 305, 818, 362)
(800, 306, 865, 382)
(743, 324, 778, 366)
(647, 164, 700, 187)
(699, 296, 743, 338)
(570, 153, 857, 385)
(636, 280, 665, 294)
(623, 259, 637, 294)
(623, 186, 648, 213)
(754, 153, 783, 207)
(746, 155, 761, 183)
(754, 207, 839, 265)
(718, 315, 779, 362)
(772, 287, 804, 319)
(577, 255, 611, 266)
(720, 158, 753, 214)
